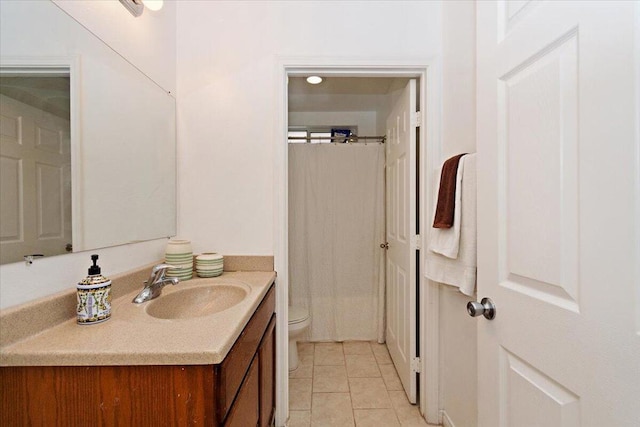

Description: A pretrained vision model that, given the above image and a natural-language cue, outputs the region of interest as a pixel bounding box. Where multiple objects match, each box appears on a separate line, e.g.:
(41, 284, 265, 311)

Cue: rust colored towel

(433, 153, 467, 228)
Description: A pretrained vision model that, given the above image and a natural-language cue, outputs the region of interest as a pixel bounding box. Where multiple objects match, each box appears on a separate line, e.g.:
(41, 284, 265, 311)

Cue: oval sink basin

(145, 283, 249, 320)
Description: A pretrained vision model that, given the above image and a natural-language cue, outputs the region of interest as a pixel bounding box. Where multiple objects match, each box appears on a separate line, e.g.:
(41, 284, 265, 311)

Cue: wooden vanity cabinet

(0, 284, 276, 427)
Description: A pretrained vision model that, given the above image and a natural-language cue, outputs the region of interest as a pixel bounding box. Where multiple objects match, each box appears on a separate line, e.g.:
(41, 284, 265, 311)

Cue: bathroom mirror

(0, 1, 176, 265)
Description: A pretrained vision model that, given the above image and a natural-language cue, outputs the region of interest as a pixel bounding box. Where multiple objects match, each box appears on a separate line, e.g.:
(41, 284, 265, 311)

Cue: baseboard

(441, 410, 455, 427)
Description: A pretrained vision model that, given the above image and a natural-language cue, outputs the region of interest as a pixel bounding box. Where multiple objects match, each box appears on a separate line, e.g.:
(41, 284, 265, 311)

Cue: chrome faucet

(132, 264, 179, 304)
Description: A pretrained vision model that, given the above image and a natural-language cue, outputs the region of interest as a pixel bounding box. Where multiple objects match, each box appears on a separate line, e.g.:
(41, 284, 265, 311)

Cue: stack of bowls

(195, 253, 224, 278)
(164, 239, 193, 281)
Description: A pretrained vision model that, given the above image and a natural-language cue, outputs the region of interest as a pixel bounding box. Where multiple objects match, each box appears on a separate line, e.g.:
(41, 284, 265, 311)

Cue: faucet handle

(152, 263, 177, 274)
(147, 263, 177, 284)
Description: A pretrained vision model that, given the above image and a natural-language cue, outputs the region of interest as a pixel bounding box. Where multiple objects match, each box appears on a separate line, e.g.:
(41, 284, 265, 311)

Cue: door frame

(273, 57, 443, 426)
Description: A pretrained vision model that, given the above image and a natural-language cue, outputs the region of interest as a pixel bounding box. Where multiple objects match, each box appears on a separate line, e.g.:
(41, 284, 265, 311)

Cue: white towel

(429, 156, 465, 258)
(425, 154, 477, 296)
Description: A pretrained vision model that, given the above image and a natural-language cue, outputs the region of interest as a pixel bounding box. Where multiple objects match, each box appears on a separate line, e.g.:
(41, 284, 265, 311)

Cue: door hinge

(412, 235, 421, 250)
(411, 357, 421, 373)
(412, 111, 422, 127)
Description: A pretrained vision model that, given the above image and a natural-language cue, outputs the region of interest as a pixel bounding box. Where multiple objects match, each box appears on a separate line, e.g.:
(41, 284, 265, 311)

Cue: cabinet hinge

(411, 357, 421, 373)
(412, 235, 421, 250)
(412, 111, 422, 127)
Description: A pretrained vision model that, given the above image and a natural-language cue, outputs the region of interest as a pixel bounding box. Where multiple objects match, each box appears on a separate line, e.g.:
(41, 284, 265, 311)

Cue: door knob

(467, 297, 496, 320)
(380, 242, 389, 249)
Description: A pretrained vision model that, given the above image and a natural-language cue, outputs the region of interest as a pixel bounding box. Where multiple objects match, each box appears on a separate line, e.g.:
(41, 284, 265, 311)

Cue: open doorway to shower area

(283, 73, 429, 426)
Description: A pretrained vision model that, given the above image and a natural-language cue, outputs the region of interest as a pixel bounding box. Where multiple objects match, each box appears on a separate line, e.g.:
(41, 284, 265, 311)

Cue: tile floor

(288, 341, 440, 427)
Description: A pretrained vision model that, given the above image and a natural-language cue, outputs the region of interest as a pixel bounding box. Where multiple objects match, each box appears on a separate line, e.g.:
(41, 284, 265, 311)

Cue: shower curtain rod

(288, 135, 386, 143)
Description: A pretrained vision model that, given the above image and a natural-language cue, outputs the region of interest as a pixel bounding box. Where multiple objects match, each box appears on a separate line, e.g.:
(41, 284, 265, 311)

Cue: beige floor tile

(311, 392, 355, 426)
(315, 342, 345, 366)
(371, 343, 393, 365)
(313, 365, 350, 393)
(346, 354, 381, 378)
(389, 391, 427, 425)
(388, 390, 414, 410)
(398, 418, 431, 426)
(289, 341, 435, 427)
(379, 364, 404, 391)
(289, 410, 311, 427)
(290, 378, 313, 410)
(343, 341, 373, 356)
(290, 362, 314, 379)
(349, 377, 392, 409)
(353, 408, 400, 427)
(298, 342, 315, 356)
(299, 352, 315, 366)
(296, 342, 315, 367)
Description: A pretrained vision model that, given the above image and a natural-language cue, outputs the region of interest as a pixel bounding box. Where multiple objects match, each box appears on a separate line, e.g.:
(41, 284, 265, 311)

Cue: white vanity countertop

(0, 271, 276, 366)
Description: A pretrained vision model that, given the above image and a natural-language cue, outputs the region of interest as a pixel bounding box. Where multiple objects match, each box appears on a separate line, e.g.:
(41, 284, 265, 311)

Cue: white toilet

(288, 306, 311, 371)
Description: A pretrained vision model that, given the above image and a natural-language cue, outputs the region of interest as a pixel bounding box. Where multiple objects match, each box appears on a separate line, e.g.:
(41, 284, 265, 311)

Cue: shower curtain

(289, 143, 385, 342)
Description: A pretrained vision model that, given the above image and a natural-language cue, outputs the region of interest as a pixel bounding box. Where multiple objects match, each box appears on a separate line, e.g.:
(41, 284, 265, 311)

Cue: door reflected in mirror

(0, 73, 72, 264)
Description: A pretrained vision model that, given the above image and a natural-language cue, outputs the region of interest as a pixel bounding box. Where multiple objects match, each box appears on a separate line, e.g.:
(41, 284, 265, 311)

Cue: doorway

(287, 76, 405, 345)
(273, 60, 442, 427)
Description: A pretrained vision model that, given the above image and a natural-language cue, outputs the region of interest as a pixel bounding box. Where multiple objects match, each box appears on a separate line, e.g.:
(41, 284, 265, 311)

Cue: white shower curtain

(289, 143, 385, 342)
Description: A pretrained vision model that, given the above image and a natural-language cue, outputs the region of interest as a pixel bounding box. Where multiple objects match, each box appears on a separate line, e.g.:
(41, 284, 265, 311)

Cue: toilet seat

(289, 306, 309, 325)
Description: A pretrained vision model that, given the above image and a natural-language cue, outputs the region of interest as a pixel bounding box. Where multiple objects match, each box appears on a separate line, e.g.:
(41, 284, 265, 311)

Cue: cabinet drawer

(216, 284, 274, 423)
(223, 356, 259, 427)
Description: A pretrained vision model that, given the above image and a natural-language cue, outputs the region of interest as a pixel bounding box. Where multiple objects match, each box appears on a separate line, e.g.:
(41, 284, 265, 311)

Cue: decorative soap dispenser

(77, 254, 112, 325)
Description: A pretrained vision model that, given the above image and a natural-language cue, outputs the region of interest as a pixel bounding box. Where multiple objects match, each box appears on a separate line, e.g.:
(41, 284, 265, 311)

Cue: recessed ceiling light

(306, 76, 323, 85)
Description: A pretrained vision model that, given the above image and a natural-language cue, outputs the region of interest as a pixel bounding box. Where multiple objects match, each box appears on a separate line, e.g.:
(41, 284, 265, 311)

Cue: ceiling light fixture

(142, 0, 164, 11)
(119, 0, 164, 17)
(306, 76, 323, 85)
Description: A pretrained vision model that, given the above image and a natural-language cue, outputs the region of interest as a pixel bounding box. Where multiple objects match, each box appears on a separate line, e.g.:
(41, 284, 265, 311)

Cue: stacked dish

(165, 239, 193, 281)
(196, 253, 224, 278)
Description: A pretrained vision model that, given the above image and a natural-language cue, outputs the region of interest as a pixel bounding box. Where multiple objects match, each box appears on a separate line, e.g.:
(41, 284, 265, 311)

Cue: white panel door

(0, 94, 71, 264)
(477, 1, 640, 426)
(385, 79, 417, 403)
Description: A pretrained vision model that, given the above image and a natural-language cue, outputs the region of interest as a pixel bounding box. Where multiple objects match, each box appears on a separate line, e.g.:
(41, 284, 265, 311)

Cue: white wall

(176, 0, 441, 256)
(0, 0, 176, 310)
(438, 1, 478, 426)
(289, 111, 377, 136)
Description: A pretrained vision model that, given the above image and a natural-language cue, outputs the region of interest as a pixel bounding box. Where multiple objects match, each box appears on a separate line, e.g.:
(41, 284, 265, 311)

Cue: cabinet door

(217, 285, 275, 423)
(224, 356, 259, 427)
(259, 315, 276, 427)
